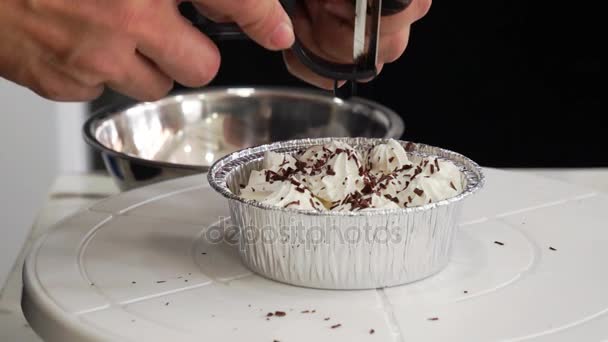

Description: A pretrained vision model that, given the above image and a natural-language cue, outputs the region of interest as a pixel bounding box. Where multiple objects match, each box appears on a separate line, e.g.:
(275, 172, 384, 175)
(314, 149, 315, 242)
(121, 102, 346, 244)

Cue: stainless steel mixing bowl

(84, 87, 404, 190)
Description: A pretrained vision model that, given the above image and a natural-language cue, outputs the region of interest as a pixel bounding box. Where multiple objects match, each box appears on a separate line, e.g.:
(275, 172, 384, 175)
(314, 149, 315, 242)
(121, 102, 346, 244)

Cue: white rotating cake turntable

(22, 168, 608, 341)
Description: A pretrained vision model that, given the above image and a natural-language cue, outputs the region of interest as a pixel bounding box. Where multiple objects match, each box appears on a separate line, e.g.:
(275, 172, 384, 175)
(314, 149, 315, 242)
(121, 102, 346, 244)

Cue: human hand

(283, 0, 432, 89)
(0, 0, 294, 101)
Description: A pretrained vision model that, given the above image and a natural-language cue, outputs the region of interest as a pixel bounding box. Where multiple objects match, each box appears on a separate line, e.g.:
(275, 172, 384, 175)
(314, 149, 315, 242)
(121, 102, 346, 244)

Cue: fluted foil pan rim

(208, 137, 484, 216)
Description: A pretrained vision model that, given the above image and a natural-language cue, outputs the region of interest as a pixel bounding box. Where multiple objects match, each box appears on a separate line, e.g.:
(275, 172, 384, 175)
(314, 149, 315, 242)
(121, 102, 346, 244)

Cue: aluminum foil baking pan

(208, 138, 485, 289)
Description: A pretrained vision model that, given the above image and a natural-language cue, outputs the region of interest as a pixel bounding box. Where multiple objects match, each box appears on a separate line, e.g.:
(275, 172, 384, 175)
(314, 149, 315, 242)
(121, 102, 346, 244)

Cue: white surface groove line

(117, 184, 206, 215)
(376, 289, 405, 342)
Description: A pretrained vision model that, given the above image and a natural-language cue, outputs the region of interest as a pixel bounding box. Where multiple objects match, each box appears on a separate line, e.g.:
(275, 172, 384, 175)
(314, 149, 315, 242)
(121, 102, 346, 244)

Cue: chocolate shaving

(450, 181, 457, 191)
(369, 329, 375, 335)
(494, 241, 504, 246)
(427, 317, 439, 321)
(414, 188, 424, 196)
(430, 164, 435, 174)
(274, 311, 286, 317)
(388, 157, 395, 163)
(404, 142, 416, 152)
(295, 187, 305, 193)
(239, 184, 246, 189)
(331, 324, 342, 329)
(434, 158, 440, 171)
(326, 165, 336, 176)
(266, 312, 274, 317)
(309, 198, 318, 210)
(549, 246, 557, 251)
(284, 200, 300, 208)
(324, 317, 330, 321)
(301, 310, 310, 314)
(384, 194, 399, 204)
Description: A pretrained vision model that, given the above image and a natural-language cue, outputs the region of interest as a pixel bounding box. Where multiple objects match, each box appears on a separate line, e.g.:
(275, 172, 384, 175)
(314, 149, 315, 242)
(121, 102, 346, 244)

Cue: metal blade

(353, 0, 368, 62)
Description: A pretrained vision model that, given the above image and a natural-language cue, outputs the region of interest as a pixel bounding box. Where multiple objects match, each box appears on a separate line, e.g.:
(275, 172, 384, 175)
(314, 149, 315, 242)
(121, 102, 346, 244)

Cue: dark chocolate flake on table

(165, 302, 170, 306)
(274, 311, 286, 317)
(464, 290, 468, 294)
(370, 329, 375, 334)
(331, 324, 342, 329)
(301, 310, 310, 314)
(266, 312, 274, 317)
(549, 246, 557, 251)
(414, 188, 424, 196)
(427, 317, 439, 321)
(131, 281, 136, 284)
(324, 317, 330, 321)
(156, 280, 166, 284)
(494, 241, 504, 246)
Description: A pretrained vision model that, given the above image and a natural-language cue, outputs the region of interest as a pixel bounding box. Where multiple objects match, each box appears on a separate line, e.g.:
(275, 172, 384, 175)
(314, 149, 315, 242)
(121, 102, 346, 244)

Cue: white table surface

(2, 169, 607, 341)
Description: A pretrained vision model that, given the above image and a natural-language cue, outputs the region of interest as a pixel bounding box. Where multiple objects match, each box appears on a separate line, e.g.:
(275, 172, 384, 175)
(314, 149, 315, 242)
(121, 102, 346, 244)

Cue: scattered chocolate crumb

(388, 157, 395, 163)
(266, 318, 270, 321)
(90, 283, 95, 286)
(201, 252, 207, 255)
(131, 281, 136, 284)
(266, 312, 274, 317)
(251, 187, 255, 192)
(312, 310, 316, 313)
(184, 279, 189, 282)
(331, 324, 342, 329)
(464, 290, 468, 294)
(494, 241, 504, 246)
(369, 329, 375, 335)
(156, 281, 166, 284)
(450, 181, 457, 191)
(274, 311, 286, 317)
(295, 187, 305, 193)
(430, 164, 435, 174)
(434, 158, 440, 171)
(301, 310, 310, 314)
(239, 184, 246, 189)
(414, 188, 424, 196)
(549, 246, 557, 251)
(428, 317, 439, 321)
(165, 302, 170, 306)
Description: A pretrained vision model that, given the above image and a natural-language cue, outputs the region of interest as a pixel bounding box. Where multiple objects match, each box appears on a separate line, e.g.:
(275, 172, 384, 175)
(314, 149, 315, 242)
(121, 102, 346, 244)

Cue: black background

(94, 1, 607, 168)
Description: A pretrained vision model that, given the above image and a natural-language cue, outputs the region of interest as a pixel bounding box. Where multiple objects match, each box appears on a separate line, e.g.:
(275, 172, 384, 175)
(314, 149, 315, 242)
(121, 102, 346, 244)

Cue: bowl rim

(82, 86, 405, 171)
(207, 137, 485, 217)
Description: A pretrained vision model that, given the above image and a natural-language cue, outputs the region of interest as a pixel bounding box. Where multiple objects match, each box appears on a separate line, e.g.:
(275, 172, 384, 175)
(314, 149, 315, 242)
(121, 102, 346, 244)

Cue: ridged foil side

(208, 138, 484, 289)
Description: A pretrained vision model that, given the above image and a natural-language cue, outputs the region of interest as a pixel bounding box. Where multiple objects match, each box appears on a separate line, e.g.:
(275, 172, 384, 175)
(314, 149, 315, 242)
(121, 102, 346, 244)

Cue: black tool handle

(180, 0, 411, 80)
